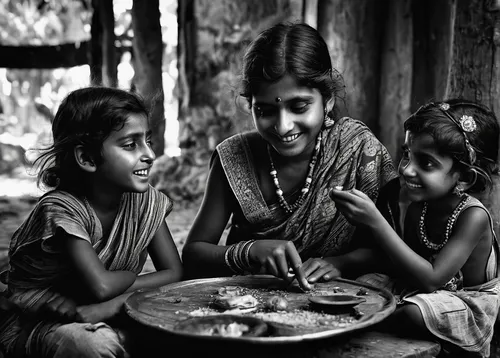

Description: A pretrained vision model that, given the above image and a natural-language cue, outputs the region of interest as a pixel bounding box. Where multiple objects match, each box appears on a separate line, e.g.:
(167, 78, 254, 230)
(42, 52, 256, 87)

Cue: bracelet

(224, 244, 239, 274)
(242, 240, 256, 270)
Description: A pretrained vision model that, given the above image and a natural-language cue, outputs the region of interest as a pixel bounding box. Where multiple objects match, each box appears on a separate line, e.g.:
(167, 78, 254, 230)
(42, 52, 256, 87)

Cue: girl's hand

(249, 240, 312, 291)
(302, 257, 341, 283)
(329, 188, 381, 228)
(76, 296, 124, 324)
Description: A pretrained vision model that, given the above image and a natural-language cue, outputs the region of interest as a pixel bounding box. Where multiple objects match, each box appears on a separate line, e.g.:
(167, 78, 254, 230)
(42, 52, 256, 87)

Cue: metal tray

(124, 275, 396, 344)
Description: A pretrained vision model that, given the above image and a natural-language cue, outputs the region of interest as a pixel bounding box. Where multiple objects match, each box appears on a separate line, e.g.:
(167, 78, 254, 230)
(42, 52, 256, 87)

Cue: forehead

(110, 113, 149, 136)
(252, 75, 321, 102)
(404, 131, 443, 155)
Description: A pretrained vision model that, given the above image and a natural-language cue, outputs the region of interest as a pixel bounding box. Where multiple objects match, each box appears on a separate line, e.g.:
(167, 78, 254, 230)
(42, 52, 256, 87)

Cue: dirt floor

(0, 168, 203, 289)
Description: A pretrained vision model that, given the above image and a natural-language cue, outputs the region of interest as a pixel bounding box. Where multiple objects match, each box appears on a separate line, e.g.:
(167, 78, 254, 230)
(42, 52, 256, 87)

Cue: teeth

(280, 133, 300, 143)
(406, 182, 422, 189)
(134, 169, 148, 176)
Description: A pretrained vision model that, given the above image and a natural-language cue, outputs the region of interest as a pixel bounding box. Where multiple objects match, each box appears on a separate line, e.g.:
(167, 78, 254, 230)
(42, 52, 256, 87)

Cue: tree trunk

(90, 0, 103, 85)
(378, 0, 413, 162)
(131, 0, 165, 156)
(446, 0, 500, 237)
(317, 0, 387, 133)
(303, 0, 318, 28)
(411, 0, 455, 110)
(90, 0, 116, 87)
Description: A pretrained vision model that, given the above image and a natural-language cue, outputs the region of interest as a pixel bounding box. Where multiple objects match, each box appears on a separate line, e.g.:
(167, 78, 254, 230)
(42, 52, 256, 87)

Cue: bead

(267, 133, 321, 214)
(419, 195, 470, 251)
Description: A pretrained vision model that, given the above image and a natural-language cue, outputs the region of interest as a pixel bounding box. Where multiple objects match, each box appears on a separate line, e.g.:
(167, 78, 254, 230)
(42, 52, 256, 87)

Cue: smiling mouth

(133, 169, 149, 177)
(277, 133, 301, 143)
(405, 181, 422, 189)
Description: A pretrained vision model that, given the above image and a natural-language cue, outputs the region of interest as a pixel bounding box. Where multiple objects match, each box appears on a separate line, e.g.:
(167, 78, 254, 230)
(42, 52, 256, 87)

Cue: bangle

(224, 245, 239, 274)
(242, 240, 256, 270)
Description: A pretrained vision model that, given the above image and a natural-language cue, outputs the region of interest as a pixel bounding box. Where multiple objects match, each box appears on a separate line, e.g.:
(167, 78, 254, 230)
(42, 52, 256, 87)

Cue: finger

(265, 258, 280, 278)
(285, 242, 311, 291)
(275, 249, 292, 282)
(302, 259, 322, 281)
(321, 266, 341, 281)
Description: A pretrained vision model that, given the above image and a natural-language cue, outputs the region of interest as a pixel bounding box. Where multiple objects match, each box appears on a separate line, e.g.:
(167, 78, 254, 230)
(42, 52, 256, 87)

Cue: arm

(65, 233, 135, 302)
(126, 221, 183, 292)
(182, 155, 237, 278)
(330, 188, 489, 292)
(182, 155, 311, 290)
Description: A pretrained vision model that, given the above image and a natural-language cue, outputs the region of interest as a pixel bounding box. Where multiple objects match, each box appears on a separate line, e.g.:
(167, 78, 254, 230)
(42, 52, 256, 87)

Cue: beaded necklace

(419, 195, 470, 251)
(267, 133, 322, 214)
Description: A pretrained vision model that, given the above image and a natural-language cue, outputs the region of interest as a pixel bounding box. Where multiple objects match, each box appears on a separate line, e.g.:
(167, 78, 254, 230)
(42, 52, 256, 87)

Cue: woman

(182, 22, 400, 291)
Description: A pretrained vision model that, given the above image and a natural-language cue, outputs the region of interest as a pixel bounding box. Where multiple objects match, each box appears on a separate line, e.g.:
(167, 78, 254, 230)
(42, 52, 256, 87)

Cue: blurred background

(1, 0, 500, 277)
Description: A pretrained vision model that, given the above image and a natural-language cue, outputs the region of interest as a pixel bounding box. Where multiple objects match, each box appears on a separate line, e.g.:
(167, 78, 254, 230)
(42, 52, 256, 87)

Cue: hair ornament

(439, 103, 450, 111)
(459, 115, 477, 132)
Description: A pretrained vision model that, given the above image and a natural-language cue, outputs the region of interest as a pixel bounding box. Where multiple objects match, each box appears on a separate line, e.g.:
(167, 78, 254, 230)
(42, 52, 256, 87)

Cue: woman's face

(251, 75, 327, 159)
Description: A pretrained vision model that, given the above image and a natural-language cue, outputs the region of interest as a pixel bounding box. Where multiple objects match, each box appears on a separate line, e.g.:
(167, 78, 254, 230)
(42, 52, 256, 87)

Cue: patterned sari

(0, 185, 172, 355)
(216, 117, 399, 260)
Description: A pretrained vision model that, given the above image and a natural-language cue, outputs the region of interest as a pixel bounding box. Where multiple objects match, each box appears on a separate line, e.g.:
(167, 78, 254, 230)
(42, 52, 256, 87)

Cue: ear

(325, 97, 335, 113)
(457, 168, 478, 192)
(74, 145, 96, 173)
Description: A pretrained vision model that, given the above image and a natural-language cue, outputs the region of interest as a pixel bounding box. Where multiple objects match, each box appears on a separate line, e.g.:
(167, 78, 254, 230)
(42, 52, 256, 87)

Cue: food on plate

(264, 295, 289, 311)
(217, 286, 244, 297)
(213, 294, 258, 310)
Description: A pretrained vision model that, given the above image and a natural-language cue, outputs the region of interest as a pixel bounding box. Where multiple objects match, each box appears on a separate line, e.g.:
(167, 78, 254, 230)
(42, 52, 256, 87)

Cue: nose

(398, 157, 415, 177)
(142, 142, 156, 164)
(274, 110, 294, 136)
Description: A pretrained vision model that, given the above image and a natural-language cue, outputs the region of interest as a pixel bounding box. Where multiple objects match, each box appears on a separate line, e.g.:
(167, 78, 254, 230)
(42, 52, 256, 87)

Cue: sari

(0, 185, 172, 355)
(216, 117, 399, 259)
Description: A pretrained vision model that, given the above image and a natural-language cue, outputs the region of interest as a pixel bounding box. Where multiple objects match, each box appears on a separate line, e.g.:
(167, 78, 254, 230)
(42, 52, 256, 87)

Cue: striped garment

(0, 185, 172, 354)
(216, 117, 399, 259)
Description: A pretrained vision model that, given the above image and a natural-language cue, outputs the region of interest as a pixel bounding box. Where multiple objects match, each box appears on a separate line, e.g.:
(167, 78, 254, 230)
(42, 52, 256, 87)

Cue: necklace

(419, 195, 470, 251)
(267, 134, 322, 214)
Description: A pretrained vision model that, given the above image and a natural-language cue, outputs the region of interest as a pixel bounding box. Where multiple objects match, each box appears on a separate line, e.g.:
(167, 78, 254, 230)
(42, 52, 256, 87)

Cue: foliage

(0, 0, 92, 45)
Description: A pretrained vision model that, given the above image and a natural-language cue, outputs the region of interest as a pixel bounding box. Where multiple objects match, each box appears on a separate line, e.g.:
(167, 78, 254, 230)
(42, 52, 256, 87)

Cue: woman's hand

(249, 240, 312, 291)
(329, 188, 383, 228)
(302, 257, 341, 283)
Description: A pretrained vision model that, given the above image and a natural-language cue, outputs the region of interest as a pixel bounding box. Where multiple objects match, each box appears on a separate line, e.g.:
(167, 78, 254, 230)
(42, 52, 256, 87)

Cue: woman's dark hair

(240, 22, 344, 114)
(34, 86, 149, 194)
(404, 98, 499, 193)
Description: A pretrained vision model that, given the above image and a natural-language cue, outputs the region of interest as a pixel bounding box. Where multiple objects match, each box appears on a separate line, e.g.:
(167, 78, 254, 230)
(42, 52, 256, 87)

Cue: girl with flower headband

(182, 22, 401, 291)
(330, 99, 500, 356)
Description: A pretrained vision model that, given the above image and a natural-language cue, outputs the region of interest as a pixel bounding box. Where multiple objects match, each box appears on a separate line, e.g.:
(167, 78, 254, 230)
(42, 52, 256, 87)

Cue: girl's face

(251, 75, 326, 159)
(399, 131, 460, 202)
(94, 113, 155, 194)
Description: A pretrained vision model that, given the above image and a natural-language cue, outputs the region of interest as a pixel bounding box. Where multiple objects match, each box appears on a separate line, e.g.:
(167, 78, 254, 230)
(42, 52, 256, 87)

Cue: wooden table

(124, 275, 441, 357)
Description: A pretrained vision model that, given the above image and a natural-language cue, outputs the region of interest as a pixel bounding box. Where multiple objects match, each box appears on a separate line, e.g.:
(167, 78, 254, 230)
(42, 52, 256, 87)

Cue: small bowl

(174, 315, 268, 338)
(308, 294, 366, 310)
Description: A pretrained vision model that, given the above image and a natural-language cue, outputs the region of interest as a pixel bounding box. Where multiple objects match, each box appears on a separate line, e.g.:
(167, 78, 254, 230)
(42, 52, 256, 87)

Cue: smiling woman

(182, 22, 401, 292)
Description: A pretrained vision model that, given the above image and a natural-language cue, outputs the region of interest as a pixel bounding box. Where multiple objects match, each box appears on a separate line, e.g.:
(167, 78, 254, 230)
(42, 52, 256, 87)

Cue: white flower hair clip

(439, 103, 450, 111)
(459, 115, 477, 132)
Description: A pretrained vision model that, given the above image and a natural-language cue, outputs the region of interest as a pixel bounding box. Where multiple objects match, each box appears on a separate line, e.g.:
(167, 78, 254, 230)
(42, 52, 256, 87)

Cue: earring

(453, 184, 464, 197)
(323, 109, 334, 128)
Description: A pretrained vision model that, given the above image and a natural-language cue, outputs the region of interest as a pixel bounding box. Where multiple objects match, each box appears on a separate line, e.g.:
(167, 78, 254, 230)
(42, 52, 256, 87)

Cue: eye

(146, 138, 153, 147)
(123, 142, 137, 149)
(291, 102, 310, 113)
